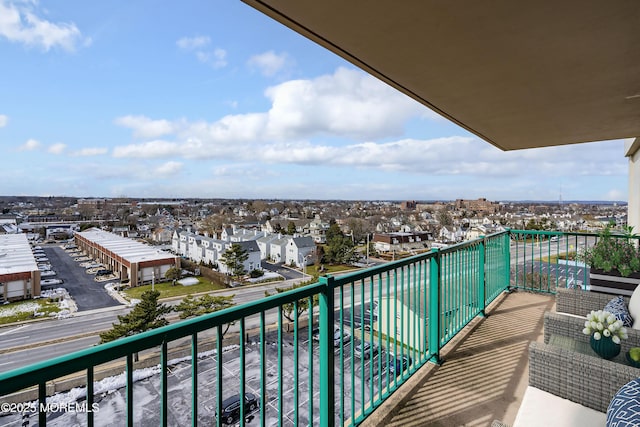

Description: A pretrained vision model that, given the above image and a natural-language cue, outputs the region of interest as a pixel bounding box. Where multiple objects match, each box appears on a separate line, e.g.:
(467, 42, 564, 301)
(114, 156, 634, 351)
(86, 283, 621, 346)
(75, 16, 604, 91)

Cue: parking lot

(3, 325, 409, 426)
(38, 245, 121, 311)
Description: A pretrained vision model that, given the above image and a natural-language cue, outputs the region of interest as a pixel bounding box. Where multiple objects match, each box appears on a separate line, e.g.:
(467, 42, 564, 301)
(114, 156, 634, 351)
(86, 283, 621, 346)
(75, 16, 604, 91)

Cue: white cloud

(176, 35, 210, 50)
(155, 161, 183, 176)
(0, 114, 7, 127)
(196, 48, 227, 69)
(176, 35, 227, 69)
(48, 143, 66, 154)
(114, 115, 177, 139)
(113, 67, 425, 160)
(0, 0, 88, 52)
(248, 51, 291, 77)
(18, 138, 40, 151)
(112, 140, 181, 158)
(263, 67, 424, 140)
(72, 147, 108, 156)
(109, 67, 626, 183)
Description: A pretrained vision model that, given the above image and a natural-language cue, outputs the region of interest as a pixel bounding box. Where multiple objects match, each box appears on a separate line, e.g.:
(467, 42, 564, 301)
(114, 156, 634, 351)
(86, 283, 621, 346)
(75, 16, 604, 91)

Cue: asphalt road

(0, 279, 307, 371)
(42, 245, 121, 311)
(261, 262, 305, 280)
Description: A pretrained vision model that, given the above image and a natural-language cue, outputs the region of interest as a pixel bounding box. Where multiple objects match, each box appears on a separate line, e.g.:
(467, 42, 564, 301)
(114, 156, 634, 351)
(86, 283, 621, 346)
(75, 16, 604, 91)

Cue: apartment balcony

(0, 230, 612, 426)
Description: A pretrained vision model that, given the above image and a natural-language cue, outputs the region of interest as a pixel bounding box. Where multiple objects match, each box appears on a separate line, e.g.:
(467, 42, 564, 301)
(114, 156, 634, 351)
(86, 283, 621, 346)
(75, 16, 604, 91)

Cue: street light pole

(366, 233, 370, 266)
(299, 253, 311, 278)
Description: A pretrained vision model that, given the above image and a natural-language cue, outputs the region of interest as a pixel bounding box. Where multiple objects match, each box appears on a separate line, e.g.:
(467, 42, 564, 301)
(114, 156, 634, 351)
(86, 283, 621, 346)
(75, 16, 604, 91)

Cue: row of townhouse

(172, 228, 316, 275)
(172, 229, 262, 275)
(256, 234, 316, 266)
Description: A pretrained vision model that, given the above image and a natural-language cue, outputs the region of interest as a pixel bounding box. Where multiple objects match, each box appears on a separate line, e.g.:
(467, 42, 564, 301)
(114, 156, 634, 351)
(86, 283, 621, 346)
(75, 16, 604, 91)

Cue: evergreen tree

(325, 220, 342, 242)
(165, 266, 181, 282)
(219, 243, 249, 280)
(265, 281, 317, 322)
(286, 221, 297, 235)
(99, 290, 172, 343)
(324, 221, 356, 264)
(175, 294, 236, 335)
(175, 294, 235, 319)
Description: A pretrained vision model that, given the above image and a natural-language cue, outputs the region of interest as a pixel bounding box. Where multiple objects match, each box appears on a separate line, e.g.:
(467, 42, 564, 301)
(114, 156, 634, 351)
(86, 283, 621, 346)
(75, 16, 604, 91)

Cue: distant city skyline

(0, 1, 631, 202)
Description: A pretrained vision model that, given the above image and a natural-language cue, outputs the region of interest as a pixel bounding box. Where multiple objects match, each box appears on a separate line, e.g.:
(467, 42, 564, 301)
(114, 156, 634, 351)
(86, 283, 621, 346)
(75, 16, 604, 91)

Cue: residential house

(218, 240, 261, 275)
(438, 226, 466, 243)
(256, 233, 281, 260)
(285, 236, 316, 267)
(151, 226, 173, 243)
(268, 236, 289, 264)
(308, 215, 330, 243)
(372, 232, 431, 254)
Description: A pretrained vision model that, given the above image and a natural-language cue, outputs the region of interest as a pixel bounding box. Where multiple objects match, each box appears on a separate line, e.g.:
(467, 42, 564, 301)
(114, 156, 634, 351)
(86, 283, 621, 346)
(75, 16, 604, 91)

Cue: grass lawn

(306, 264, 354, 277)
(0, 298, 61, 325)
(539, 251, 577, 263)
(123, 277, 227, 300)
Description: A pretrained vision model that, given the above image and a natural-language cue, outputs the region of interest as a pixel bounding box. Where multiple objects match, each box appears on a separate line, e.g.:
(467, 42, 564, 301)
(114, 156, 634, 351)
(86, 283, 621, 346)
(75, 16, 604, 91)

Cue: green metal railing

(509, 229, 640, 293)
(0, 231, 511, 426)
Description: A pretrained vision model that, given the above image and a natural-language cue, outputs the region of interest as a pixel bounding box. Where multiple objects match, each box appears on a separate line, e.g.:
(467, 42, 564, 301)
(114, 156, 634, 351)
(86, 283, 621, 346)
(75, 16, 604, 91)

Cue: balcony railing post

(318, 275, 335, 427)
(479, 236, 486, 317)
(428, 248, 441, 365)
(506, 229, 512, 291)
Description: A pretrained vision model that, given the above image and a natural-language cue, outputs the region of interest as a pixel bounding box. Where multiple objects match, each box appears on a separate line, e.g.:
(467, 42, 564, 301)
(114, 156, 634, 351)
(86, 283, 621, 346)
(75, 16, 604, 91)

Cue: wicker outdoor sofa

(545, 288, 640, 358)
(493, 288, 640, 426)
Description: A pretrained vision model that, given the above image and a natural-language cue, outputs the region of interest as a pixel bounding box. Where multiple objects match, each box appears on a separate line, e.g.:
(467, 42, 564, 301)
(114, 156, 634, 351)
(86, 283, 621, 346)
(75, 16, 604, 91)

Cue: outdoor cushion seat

(514, 385, 606, 427)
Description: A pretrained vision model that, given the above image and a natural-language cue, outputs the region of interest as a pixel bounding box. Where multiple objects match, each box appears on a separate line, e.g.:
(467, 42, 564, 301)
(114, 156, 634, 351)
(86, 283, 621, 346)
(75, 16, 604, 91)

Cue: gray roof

(292, 236, 315, 248)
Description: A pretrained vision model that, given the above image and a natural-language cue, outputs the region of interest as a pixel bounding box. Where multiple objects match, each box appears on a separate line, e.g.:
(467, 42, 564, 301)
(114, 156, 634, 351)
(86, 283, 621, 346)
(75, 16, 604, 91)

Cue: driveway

(261, 261, 304, 281)
(42, 245, 122, 311)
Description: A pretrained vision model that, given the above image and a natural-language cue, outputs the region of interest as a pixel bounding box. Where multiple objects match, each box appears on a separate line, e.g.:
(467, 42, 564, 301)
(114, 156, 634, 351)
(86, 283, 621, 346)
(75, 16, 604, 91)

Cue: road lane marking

(0, 324, 30, 336)
(0, 336, 30, 343)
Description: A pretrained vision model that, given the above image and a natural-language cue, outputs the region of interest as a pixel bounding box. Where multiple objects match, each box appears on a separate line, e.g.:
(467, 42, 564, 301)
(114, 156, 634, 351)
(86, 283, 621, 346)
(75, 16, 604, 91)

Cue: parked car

(312, 327, 320, 342)
(95, 269, 113, 276)
(41, 278, 63, 286)
(388, 354, 412, 376)
(333, 328, 351, 348)
(216, 392, 259, 425)
(354, 341, 379, 359)
(40, 270, 56, 277)
(38, 264, 52, 271)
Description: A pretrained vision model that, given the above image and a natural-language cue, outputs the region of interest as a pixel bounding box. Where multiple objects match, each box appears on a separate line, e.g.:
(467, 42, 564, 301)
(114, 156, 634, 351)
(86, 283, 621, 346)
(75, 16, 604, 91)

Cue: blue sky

(0, 0, 630, 202)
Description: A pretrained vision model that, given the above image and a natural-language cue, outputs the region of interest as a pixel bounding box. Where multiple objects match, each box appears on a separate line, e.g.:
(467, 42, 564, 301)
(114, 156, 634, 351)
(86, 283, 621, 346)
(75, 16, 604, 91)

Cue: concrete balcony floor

(363, 291, 555, 427)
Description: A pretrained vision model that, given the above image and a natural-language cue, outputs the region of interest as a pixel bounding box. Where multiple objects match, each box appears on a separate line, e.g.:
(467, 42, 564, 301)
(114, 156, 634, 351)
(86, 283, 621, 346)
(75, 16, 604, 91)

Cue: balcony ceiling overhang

(243, 0, 640, 151)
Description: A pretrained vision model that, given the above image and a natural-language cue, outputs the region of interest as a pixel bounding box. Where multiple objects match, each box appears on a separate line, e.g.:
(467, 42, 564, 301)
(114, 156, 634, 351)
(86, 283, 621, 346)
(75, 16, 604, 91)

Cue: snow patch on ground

(0, 288, 76, 320)
(40, 288, 76, 318)
(177, 277, 199, 286)
(104, 283, 132, 306)
(0, 301, 40, 317)
(247, 271, 283, 283)
(23, 344, 242, 410)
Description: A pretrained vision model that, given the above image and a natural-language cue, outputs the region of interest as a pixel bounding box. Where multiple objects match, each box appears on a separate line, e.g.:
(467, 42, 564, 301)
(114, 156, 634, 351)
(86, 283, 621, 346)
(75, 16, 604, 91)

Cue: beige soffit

(242, 0, 640, 151)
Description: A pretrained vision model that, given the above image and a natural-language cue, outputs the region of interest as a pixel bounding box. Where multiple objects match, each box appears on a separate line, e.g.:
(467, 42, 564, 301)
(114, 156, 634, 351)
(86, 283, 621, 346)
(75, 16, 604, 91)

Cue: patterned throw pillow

(607, 378, 640, 426)
(605, 296, 634, 327)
